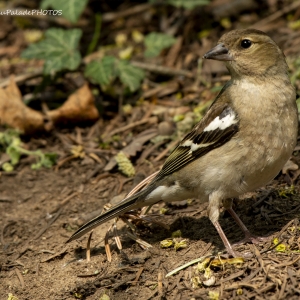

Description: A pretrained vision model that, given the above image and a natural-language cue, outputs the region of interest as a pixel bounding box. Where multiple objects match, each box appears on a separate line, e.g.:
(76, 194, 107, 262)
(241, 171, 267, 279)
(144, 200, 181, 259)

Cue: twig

(105, 117, 155, 138)
(0, 69, 43, 88)
(250, 245, 265, 275)
(86, 231, 93, 263)
(132, 267, 144, 285)
(105, 226, 113, 262)
(158, 272, 163, 295)
(33, 192, 78, 241)
(278, 275, 287, 299)
(40, 247, 68, 263)
(118, 178, 133, 194)
(275, 255, 300, 268)
(131, 61, 194, 78)
(75, 127, 83, 145)
(125, 231, 152, 249)
(138, 140, 168, 163)
(88, 152, 104, 165)
(55, 155, 77, 171)
(36, 261, 40, 277)
(33, 207, 64, 240)
(102, 3, 151, 22)
(15, 268, 25, 289)
(77, 270, 102, 277)
(1, 221, 16, 246)
(277, 219, 297, 238)
(251, 190, 273, 208)
(50, 192, 79, 214)
(154, 138, 179, 162)
(113, 221, 122, 250)
(219, 270, 245, 284)
(252, 0, 300, 28)
(260, 239, 284, 254)
(166, 254, 212, 277)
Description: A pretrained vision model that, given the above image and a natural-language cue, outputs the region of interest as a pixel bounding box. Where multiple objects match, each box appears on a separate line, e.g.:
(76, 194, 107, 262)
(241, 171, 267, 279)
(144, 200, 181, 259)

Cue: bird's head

(203, 29, 288, 79)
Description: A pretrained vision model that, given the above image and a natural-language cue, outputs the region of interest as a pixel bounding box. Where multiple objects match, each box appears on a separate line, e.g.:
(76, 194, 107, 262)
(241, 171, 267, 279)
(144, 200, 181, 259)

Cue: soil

(1, 129, 300, 300)
(1, 1, 300, 299)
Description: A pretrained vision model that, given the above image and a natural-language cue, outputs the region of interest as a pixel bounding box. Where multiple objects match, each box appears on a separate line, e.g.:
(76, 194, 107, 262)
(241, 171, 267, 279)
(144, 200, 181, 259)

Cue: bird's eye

(240, 39, 252, 49)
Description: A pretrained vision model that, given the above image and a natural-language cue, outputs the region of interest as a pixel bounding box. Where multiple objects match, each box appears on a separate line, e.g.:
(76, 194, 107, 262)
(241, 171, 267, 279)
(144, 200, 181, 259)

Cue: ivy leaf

(40, 0, 88, 24)
(21, 28, 82, 75)
(144, 32, 176, 57)
(84, 56, 117, 86)
(117, 60, 145, 92)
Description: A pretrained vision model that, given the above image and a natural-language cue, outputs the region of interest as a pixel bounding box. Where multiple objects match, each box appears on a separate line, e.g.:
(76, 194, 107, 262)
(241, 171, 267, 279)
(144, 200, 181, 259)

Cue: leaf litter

(2, 1, 300, 300)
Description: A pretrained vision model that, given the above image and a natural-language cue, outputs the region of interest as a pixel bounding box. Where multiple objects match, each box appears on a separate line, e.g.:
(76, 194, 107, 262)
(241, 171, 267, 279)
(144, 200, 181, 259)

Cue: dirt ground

(1, 127, 300, 300)
(2, 1, 300, 299)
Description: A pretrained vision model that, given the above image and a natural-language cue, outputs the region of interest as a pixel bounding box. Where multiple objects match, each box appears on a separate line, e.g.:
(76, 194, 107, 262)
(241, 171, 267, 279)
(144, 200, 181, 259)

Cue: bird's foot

(234, 231, 271, 246)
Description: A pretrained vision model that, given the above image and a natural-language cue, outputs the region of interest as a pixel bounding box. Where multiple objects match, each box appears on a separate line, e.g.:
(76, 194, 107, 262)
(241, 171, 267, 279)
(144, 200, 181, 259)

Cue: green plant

(0, 130, 57, 171)
(144, 32, 176, 57)
(21, 28, 82, 75)
(40, 0, 88, 24)
(85, 56, 145, 92)
(149, 0, 210, 10)
(21, 1, 208, 94)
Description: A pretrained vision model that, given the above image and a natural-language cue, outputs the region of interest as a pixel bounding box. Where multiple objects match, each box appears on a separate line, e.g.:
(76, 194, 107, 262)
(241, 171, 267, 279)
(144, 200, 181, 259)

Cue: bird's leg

(223, 198, 270, 244)
(212, 220, 237, 257)
(208, 192, 237, 257)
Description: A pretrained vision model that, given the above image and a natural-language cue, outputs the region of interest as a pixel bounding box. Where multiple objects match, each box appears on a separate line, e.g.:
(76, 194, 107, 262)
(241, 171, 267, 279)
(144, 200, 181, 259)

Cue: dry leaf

(0, 76, 45, 134)
(47, 83, 99, 126)
(282, 159, 299, 174)
(0, 79, 99, 134)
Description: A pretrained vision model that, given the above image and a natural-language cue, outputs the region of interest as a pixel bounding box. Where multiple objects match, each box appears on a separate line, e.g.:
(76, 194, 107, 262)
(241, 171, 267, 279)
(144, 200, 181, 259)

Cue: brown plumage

(67, 29, 298, 257)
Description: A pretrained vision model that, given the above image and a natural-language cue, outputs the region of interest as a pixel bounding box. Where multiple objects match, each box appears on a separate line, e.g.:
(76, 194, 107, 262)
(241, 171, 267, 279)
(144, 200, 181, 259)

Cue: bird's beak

(203, 43, 234, 61)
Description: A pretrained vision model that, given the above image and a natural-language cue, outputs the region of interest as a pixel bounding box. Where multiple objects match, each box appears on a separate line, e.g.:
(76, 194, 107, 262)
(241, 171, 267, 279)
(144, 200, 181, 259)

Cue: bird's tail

(66, 186, 154, 243)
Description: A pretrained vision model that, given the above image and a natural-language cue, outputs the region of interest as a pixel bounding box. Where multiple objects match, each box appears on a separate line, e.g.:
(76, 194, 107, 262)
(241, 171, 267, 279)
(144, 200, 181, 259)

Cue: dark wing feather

(156, 103, 239, 179)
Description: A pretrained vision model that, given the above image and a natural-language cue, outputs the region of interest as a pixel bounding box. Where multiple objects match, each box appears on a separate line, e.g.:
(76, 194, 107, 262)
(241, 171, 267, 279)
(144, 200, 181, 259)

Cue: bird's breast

(187, 79, 298, 198)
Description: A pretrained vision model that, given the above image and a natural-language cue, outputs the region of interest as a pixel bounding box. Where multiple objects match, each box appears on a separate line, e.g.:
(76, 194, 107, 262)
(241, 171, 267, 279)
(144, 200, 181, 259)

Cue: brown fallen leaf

(47, 83, 99, 126)
(0, 79, 99, 134)
(282, 159, 300, 184)
(282, 159, 299, 174)
(0, 76, 45, 134)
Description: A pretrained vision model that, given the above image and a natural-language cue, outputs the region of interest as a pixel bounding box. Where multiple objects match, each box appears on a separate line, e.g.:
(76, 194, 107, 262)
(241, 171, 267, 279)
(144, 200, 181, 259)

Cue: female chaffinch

(67, 29, 298, 257)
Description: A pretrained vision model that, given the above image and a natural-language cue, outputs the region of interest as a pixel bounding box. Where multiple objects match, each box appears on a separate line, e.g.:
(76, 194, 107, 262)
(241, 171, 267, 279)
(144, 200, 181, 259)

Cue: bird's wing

(67, 100, 239, 242)
(156, 102, 239, 179)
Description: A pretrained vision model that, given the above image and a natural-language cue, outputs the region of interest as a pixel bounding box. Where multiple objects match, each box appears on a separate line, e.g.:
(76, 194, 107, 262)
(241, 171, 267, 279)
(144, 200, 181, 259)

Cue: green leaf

(144, 32, 176, 57)
(6, 145, 21, 165)
(84, 56, 117, 86)
(31, 162, 42, 170)
(30, 151, 57, 169)
(117, 60, 145, 92)
(2, 162, 14, 172)
(40, 0, 88, 23)
(149, 0, 210, 9)
(21, 28, 82, 75)
(43, 153, 57, 168)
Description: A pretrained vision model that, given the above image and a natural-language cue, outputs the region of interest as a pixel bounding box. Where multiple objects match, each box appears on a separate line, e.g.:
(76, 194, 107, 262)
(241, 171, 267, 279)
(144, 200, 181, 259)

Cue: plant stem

(86, 13, 102, 55)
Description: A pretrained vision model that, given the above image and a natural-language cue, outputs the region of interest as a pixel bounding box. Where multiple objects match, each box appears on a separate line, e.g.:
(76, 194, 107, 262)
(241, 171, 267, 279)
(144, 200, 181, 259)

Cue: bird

(67, 29, 298, 257)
